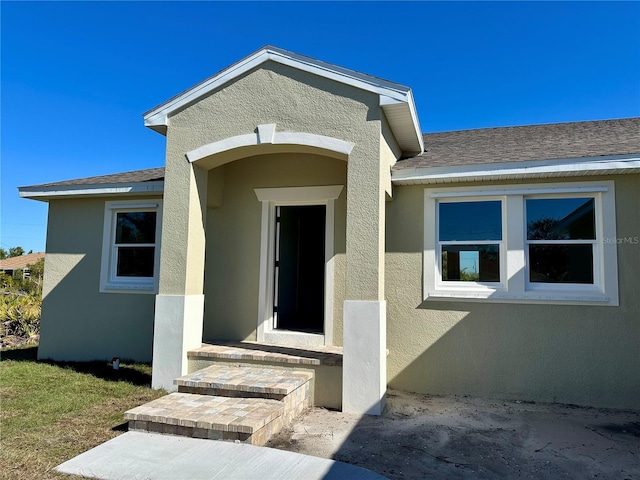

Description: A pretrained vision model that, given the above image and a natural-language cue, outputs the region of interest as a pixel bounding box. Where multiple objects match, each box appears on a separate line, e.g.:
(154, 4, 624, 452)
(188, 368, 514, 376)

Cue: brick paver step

(125, 392, 285, 445)
(174, 364, 313, 398)
(188, 341, 343, 366)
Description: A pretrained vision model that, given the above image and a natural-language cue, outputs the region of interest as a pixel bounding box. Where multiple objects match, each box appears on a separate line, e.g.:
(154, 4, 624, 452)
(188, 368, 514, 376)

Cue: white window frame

(424, 181, 619, 306)
(435, 196, 506, 294)
(100, 200, 163, 294)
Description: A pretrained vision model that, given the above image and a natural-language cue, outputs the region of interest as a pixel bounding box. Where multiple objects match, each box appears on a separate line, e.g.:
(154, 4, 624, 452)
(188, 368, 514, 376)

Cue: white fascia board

(19, 181, 164, 201)
(392, 155, 640, 185)
(406, 90, 424, 154)
(144, 47, 412, 125)
(143, 46, 423, 155)
(270, 48, 410, 99)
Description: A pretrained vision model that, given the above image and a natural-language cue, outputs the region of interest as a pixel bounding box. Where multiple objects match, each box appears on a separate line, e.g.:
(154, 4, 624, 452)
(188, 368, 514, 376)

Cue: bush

(1, 260, 44, 347)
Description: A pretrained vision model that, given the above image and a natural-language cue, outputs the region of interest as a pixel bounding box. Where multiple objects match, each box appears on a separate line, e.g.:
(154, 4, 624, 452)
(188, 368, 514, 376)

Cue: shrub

(1, 261, 44, 347)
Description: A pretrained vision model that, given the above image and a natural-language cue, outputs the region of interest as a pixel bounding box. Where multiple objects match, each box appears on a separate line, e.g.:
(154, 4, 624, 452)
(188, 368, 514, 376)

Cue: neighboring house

(19, 47, 640, 414)
(0, 252, 45, 278)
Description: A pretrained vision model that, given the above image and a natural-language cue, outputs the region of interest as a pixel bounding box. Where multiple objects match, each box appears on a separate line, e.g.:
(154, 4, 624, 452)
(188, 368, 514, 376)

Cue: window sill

(101, 282, 157, 294)
(426, 290, 615, 306)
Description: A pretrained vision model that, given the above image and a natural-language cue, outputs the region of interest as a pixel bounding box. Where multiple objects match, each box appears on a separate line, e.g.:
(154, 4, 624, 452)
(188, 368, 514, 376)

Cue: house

(19, 46, 640, 415)
(0, 252, 45, 278)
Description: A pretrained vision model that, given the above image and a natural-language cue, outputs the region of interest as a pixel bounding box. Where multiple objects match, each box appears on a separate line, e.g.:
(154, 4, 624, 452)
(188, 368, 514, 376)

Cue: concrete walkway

(56, 431, 387, 480)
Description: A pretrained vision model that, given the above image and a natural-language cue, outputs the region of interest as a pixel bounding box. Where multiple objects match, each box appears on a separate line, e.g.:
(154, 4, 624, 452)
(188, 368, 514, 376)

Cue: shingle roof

(0, 252, 45, 271)
(21, 167, 165, 189)
(394, 118, 640, 171)
(18, 119, 639, 191)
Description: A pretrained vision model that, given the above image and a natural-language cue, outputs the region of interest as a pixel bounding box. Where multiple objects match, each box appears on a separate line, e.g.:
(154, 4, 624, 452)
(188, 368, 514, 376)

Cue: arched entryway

(186, 126, 352, 348)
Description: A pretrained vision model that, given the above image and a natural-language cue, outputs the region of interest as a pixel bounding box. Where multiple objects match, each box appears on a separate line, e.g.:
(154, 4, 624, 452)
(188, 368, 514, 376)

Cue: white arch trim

(186, 124, 355, 163)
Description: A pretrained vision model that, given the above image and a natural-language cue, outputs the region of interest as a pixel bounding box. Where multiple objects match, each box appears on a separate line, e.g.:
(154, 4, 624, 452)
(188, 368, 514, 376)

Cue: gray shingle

(22, 167, 165, 189)
(394, 118, 640, 171)
(20, 119, 640, 189)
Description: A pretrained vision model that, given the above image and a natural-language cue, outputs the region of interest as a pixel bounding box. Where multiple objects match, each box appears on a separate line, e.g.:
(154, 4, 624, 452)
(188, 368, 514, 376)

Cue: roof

(0, 252, 45, 271)
(22, 168, 165, 188)
(19, 168, 165, 201)
(396, 118, 640, 170)
(143, 45, 424, 156)
(18, 118, 640, 197)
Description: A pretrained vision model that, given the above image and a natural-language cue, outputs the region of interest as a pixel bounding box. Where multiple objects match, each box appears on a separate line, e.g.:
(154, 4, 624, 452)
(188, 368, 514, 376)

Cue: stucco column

(151, 161, 208, 390)
(342, 144, 387, 415)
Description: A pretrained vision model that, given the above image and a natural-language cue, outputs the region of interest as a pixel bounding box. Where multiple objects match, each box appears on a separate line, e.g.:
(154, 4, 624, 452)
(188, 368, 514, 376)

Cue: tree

(27, 258, 44, 280)
(527, 218, 568, 241)
(0, 248, 6, 260)
(9, 246, 25, 258)
(26, 258, 45, 290)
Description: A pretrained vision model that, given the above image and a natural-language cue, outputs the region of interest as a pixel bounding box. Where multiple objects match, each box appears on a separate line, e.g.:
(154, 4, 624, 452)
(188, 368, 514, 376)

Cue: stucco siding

(385, 174, 640, 409)
(380, 112, 402, 198)
(203, 153, 347, 344)
(167, 62, 380, 155)
(164, 61, 385, 303)
(38, 197, 159, 362)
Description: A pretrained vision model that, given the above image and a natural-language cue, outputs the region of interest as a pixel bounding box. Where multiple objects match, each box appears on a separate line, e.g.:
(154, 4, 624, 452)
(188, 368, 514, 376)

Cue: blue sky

(2, 1, 639, 253)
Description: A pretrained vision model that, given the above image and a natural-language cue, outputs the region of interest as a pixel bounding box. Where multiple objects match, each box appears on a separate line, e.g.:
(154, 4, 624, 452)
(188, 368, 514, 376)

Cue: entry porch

(126, 340, 343, 445)
(144, 48, 424, 416)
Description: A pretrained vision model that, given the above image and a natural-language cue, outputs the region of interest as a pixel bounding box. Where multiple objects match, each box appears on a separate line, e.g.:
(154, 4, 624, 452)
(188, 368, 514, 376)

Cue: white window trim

(424, 181, 619, 306)
(254, 185, 343, 346)
(100, 200, 163, 294)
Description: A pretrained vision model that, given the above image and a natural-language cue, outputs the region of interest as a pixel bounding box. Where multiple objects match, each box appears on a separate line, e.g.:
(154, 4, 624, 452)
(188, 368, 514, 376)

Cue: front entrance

(255, 185, 343, 346)
(274, 205, 326, 333)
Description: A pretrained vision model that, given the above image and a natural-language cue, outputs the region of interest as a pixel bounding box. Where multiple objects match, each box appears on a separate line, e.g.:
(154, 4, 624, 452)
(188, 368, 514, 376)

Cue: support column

(151, 161, 208, 390)
(342, 141, 387, 415)
(343, 300, 386, 415)
(151, 294, 204, 390)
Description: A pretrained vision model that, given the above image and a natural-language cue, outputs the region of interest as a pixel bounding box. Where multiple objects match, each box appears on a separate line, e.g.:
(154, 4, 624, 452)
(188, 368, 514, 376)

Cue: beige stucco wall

(163, 61, 385, 302)
(385, 174, 640, 409)
(38, 197, 160, 362)
(380, 112, 402, 198)
(202, 153, 347, 344)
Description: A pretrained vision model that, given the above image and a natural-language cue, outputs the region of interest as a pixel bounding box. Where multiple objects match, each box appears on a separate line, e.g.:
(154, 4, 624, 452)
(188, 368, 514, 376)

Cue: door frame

(254, 185, 343, 346)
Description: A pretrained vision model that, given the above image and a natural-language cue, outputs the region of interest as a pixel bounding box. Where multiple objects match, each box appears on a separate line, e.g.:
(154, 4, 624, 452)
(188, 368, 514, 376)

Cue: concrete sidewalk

(56, 431, 388, 480)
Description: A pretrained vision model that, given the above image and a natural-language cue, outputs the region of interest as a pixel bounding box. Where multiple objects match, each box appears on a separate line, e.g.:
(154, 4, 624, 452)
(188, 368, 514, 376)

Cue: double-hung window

(100, 200, 162, 293)
(424, 181, 618, 305)
(438, 200, 503, 286)
(525, 197, 596, 286)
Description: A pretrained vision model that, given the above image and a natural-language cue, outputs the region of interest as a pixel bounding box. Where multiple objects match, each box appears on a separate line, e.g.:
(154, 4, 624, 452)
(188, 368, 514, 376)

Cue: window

(424, 181, 618, 305)
(439, 200, 502, 283)
(525, 198, 595, 284)
(100, 200, 162, 293)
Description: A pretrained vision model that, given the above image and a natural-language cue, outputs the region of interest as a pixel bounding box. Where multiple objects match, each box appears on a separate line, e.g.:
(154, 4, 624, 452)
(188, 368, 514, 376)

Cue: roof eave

(391, 155, 640, 185)
(380, 92, 424, 156)
(19, 181, 165, 202)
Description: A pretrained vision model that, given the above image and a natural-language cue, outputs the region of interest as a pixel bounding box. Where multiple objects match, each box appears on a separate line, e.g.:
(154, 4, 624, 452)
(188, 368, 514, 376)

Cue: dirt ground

(267, 390, 640, 479)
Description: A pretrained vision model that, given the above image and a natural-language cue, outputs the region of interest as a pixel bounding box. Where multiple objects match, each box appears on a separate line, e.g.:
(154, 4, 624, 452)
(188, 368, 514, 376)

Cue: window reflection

(439, 201, 502, 241)
(529, 245, 593, 284)
(442, 245, 500, 282)
(116, 212, 157, 244)
(117, 247, 155, 277)
(526, 198, 595, 240)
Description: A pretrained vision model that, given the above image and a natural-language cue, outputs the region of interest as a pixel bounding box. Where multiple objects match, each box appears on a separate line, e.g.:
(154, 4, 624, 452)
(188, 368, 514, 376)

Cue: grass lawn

(0, 346, 165, 479)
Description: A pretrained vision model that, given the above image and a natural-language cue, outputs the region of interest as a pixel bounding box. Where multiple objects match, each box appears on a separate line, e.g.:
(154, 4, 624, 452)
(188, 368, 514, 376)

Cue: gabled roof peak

(143, 46, 423, 156)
